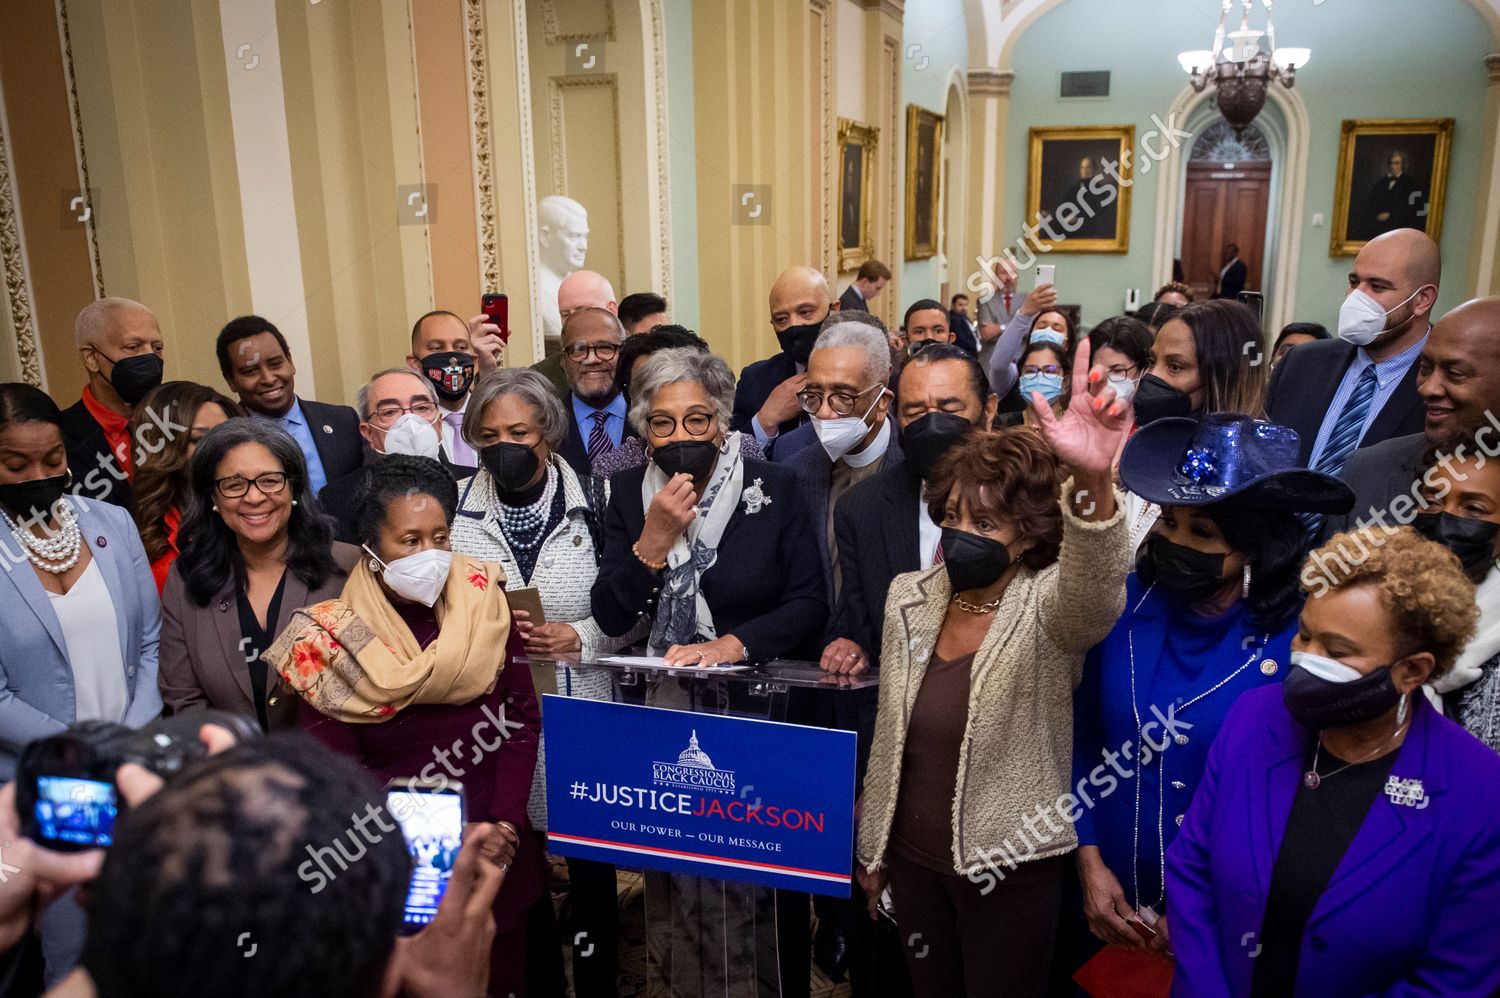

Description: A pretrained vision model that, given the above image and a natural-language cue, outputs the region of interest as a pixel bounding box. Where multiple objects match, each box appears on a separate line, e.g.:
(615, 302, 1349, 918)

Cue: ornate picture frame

(1025, 125, 1134, 253)
(904, 105, 943, 260)
(1330, 118, 1453, 257)
(837, 118, 878, 271)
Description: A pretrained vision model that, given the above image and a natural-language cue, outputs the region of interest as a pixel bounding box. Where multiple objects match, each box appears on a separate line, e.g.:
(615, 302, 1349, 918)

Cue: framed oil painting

(1330, 118, 1453, 256)
(904, 105, 943, 260)
(838, 118, 878, 271)
(1025, 125, 1134, 253)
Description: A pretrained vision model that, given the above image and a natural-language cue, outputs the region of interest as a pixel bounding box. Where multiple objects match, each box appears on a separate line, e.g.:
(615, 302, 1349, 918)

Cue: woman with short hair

(1167, 526, 1500, 995)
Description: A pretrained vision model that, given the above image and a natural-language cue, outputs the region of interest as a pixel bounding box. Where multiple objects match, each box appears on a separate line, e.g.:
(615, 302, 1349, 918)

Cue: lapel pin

(1260, 659, 1278, 676)
(96, 536, 107, 547)
(322, 425, 333, 434)
(1384, 775, 1428, 808)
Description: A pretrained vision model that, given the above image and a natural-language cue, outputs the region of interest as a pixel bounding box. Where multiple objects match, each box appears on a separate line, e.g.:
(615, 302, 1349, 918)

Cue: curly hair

(1305, 526, 1479, 679)
(130, 382, 244, 563)
(925, 427, 1063, 570)
(351, 454, 458, 550)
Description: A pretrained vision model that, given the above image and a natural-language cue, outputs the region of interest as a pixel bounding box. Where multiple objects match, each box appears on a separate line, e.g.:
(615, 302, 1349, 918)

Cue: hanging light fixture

(1178, 0, 1309, 133)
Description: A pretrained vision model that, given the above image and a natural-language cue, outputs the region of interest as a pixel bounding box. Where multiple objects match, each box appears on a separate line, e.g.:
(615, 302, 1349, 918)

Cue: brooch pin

(1384, 775, 1429, 808)
(742, 478, 772, 515)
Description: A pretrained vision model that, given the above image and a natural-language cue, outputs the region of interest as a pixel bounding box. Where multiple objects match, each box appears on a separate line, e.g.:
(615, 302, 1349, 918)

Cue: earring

(1397, 692, 1409, 726)
(368, 558, 382, 574)
(292, 499, 299, 507)
(212, 504, 219, 512)
(1241, 562, 1252, 599)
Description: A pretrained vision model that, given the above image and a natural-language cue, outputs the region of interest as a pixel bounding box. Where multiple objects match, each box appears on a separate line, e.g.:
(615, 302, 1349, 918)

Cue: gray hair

(627, 348, 736, 438)
(812, 317, 891, 385)
(74, 297, 154, 350)
(355, 367, 438, 421)
(463, 368, 568, 449)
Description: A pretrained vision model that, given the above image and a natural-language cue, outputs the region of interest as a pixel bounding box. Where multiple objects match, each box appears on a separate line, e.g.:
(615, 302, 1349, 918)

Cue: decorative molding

(814, 0, 833, 271)
(884, 36, 899, 308)
(546, 73, 625, 283)
(540, 0, 615, 46)
(1487, 52, 1500, 83)
(465, 0, 500, 292)
(0, 112, 43, 387)
(860, 0, 904, 19)
(967, 68, 1013, 97)
(648, 0, 671, 299)
(510, 0, 545, 362)
(55, 0, 103, 298)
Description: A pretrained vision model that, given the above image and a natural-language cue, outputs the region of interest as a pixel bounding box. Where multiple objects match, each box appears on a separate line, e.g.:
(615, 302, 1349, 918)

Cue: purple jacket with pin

(1166, 684, 1500, 997)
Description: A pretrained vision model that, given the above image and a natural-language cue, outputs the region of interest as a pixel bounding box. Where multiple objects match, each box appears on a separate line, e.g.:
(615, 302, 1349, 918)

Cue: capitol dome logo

(652, 730, 736, 794)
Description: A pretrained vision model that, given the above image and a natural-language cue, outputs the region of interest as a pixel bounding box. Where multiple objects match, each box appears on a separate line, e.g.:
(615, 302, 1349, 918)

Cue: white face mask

(379, 412, 441, 460)
(812, 387, 888, 462)
(1337, 287, 1421, 347)
(1107, 373, 1137, 404)
(1289, 650, 1364, 683)
(364, 545, 452, 607)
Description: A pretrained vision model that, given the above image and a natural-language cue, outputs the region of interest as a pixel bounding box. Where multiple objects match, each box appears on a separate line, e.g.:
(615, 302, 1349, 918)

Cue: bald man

(1267, 227, 1440, 469)
(530, 269, 617, 398)
(730, 266, 840, 444)
(61, 297, 166, 507)
(1322, 295, 1500, 538)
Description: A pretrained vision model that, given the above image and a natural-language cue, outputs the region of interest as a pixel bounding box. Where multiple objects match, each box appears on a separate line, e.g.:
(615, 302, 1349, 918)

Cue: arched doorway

(1180, 120, 1272, 301)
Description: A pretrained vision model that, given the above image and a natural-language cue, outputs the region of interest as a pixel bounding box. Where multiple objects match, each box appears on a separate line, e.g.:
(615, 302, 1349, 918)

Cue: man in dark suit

(217, 315, 363, 497)
(554, 307, 637, 481)
(318, 368, 471, 542)
(837, 259, 890, 314)
(1214, 243, 1247, 300)
(1362, 151, 1423, 239)
(731, 266, 840, 446)
(407, 309, 501, 472)
(62, 297, 166, 507)
(1323, 295, 1500, 538)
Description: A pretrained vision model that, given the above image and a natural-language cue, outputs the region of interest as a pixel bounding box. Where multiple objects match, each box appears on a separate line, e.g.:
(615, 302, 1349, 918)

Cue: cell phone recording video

(387, 779, 467, 934)
(31, 776, 119, 850)
(481, 293, 510, 344)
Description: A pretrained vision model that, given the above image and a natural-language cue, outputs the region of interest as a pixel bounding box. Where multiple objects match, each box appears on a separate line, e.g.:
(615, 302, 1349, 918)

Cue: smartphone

(480, 293, 510, 343)
(1035, 264, 1055, 289)
(508, 586, 547, 626)
(1237, 290, 1264, 324)
(386, 779, 466, 934)
(28, 775, 120, 851)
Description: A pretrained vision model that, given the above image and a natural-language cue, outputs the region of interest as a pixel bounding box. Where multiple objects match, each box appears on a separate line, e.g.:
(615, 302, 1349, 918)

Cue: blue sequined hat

(1119, 413, 1354, 513)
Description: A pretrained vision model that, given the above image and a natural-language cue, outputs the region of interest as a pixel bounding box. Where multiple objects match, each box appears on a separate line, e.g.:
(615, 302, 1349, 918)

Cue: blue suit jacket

(1166, 685, 1500, 997)
(730, 352, 806, 438)
(0, 497, 162, 778)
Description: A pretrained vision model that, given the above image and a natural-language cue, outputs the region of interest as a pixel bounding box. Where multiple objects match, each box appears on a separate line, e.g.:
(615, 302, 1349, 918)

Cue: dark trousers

(566, 857, 621, 998)
(886, 852, 1068, 998)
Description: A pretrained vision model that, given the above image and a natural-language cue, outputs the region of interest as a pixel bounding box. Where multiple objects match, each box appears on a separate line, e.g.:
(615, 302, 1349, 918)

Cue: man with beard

(554, 307, 638, 480)
(731, 266, 841, 445)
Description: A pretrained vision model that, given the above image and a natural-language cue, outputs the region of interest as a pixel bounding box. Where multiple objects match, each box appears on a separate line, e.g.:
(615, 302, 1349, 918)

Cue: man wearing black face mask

(61, 298, 167, 508)
(824, 344, 996, 680)
(406, 310, 481, 475)
(730, 266, 841, 447)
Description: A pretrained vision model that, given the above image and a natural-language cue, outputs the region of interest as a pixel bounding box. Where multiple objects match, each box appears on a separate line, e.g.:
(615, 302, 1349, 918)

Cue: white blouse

(48, 557, 128, 723)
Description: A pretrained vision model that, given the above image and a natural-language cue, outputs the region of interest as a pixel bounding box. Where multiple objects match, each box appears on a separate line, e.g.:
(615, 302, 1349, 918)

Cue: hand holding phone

(387, 779, 467, 934)
(480, 293, 509, 343)
(1035, 264, 1056, 290)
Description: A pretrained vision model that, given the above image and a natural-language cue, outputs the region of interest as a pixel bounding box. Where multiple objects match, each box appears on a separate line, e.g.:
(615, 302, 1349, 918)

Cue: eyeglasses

(214, 472, 288, 499)
(646, 412, 715, 438)
(563, 341, 620, 363)
(1021, 364, 1064, 377)
(1105, 364, 1139, 379)
(369, 400, 439, 427)
(797, 383, 884, 417)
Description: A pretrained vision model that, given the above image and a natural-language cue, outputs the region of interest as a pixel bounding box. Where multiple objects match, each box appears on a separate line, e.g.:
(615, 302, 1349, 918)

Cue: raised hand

(1030, 338, 1132, 477)
(466, 313, 506, 375)
(637, 473, 698, 564)
(1019, 283, 1057, 318)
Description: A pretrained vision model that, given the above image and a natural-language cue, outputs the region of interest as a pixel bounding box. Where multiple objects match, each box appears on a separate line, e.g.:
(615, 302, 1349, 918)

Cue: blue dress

(1072, 573, 1296, 912)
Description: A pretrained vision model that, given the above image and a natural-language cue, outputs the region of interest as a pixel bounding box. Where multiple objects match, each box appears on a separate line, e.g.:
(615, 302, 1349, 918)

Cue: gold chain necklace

(951, 593, 1001, 614)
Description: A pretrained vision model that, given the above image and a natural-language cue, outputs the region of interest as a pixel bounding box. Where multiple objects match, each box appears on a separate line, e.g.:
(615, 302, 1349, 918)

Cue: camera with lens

(15, 710, 260, 851)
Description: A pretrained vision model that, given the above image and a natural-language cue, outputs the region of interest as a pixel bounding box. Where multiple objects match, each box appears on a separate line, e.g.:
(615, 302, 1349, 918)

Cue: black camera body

(16, 710, 259, 851)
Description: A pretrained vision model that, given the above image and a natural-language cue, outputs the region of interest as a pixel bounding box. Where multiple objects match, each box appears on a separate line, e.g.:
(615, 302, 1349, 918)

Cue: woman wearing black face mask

(1412, 437, 1500, 751)
(1167, 526, 1500, 996)
(0, 383, 163, 977)
(1063, 413, 1352, 982)
(857, 342, 1133, 998)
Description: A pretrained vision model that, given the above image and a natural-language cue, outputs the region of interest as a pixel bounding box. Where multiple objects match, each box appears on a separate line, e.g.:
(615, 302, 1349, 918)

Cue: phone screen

(387, 784, 466, 933)
(33, 776, 119, 848)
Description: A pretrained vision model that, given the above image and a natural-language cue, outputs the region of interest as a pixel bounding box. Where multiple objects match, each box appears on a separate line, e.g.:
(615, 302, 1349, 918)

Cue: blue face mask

(1019, 372, 1064, 401)
(1029, 328, 1067, 348)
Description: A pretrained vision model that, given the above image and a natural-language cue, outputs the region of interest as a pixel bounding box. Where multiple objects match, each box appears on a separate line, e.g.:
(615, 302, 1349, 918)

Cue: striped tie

(1305, 364, 1378, 537)
(586, 410, 613, 467)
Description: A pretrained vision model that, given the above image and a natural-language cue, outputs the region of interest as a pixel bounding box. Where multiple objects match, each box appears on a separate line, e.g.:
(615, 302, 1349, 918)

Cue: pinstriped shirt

(1306, 332, 1427, 470)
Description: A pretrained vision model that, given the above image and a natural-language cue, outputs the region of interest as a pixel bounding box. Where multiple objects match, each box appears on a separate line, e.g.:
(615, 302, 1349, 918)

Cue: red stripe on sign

(548, 832, 848, 883)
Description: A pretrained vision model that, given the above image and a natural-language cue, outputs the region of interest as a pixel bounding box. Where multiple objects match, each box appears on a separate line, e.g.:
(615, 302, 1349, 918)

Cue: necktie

(445, 412, 476, 467)
(1305, 364, 1379, 536)
(1003, 292, 1013, 314)
(586, 410, 614, 466)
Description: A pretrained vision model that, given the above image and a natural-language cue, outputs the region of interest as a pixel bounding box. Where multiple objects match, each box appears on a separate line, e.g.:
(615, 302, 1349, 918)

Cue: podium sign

(544, 695, 857, 897)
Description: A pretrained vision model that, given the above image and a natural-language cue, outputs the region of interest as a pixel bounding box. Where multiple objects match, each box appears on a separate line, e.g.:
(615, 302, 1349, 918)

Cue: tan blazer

(857, 483, 1130, 877)
(157, 542, 361, 730)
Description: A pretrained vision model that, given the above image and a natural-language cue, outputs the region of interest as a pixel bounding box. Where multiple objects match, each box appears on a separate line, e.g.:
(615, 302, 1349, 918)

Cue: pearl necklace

(497, 466, 558, 554)
(2, 503, 82, 574)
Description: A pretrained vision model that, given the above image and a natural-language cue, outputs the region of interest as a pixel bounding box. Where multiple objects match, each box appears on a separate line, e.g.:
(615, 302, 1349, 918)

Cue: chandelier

(1178, 0, 1309, 133)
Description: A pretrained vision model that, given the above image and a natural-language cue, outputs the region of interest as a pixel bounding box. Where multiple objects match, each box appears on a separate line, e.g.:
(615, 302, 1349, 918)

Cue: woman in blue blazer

(1069, 414, 1352, 966)
(1166, 525, 1500, 996)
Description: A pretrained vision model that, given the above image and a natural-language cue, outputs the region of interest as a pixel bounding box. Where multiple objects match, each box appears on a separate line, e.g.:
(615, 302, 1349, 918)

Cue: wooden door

(1182, 161, 1271, 300)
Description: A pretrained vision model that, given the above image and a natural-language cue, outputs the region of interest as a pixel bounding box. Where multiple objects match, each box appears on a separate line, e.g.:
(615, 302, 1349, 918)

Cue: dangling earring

(1241, 562, 1252, 599)
(1397, 692, 1409, 726)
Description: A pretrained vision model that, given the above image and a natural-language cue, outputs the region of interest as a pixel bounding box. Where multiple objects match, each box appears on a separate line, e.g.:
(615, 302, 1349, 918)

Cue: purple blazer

(1166, 685, 1500, 997)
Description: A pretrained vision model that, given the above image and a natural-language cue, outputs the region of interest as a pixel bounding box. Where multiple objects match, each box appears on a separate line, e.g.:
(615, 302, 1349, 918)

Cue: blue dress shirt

(262, 398, 330, 495)
(1306, 332, 1427, 470)
(571, 392, 627, 449)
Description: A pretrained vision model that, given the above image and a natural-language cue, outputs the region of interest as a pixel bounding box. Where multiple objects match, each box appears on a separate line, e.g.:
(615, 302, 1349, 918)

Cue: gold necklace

(951, 593, 1001, 614)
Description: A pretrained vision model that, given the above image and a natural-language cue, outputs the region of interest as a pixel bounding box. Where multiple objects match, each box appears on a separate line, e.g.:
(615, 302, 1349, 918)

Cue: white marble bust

(537, 195, 590, 343)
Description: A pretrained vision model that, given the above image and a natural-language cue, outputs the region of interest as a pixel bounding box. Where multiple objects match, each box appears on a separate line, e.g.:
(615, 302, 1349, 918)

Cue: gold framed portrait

(837, 118, 879, 271)
(1025, 125, 1134, 253)
(904, 105, 943, 260)
(1329, 118, 1453, 257)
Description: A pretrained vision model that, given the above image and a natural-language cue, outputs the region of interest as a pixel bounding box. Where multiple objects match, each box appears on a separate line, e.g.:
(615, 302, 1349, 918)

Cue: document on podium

(598, 654, 750, 672)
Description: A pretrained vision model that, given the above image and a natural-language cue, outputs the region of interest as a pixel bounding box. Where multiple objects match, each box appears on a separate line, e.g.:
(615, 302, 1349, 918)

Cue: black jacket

(556, 396, 639, 483)
(829, 461, 925, 667)
(590, 458, 826, 661)
(730, 353, 807, 438)
(1266, 337, 1425, 467)
(293, 398, 366, 485)
(1215, 258, 1248, 300)
(61, 398, 132, 507)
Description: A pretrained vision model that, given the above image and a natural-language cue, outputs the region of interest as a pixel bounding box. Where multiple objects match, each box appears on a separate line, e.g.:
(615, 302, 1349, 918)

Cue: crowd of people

(0, 223, 1499, 997)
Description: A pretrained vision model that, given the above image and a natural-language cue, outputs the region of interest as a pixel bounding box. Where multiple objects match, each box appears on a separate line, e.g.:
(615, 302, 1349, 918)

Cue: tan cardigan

(857, 481, 1130, 877)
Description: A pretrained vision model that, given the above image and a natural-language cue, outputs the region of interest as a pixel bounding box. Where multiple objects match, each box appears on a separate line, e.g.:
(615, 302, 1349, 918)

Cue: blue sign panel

(543, 696, 857, 897)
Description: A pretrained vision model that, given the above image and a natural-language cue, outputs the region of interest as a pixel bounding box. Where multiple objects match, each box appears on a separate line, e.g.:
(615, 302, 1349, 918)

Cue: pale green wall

(1004, 0, 1494, 330)
(663, 0, 700, 334)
